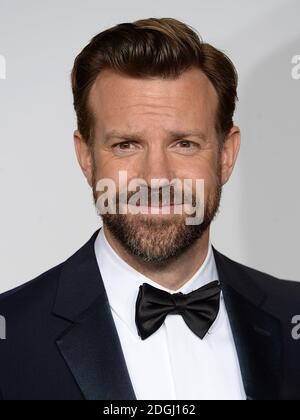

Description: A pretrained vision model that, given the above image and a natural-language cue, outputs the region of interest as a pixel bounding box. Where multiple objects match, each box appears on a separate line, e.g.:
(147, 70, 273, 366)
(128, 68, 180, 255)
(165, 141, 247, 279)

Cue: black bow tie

(135, 281, 221, 340)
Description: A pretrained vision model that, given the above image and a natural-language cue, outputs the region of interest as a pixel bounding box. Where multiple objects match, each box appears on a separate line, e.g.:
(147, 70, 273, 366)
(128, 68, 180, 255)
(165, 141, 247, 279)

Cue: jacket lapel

(53, 229, 136, 400)
(213, 247, 283, 400)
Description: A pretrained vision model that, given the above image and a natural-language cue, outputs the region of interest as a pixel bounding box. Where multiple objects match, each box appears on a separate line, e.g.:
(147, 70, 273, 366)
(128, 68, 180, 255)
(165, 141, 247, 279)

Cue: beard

(92, 161, 223, 266)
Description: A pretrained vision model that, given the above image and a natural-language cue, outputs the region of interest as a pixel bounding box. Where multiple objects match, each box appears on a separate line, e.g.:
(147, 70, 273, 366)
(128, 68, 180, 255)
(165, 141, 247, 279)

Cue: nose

(139, 146, 174, 185)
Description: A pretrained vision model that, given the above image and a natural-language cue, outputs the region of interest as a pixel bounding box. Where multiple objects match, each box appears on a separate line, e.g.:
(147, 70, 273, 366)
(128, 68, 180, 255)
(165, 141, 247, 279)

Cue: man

(0, 17, 300, 401)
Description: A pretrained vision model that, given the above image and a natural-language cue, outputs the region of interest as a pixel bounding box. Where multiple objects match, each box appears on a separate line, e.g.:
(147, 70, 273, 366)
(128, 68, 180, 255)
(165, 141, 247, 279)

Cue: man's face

(75, 67, 240, 264)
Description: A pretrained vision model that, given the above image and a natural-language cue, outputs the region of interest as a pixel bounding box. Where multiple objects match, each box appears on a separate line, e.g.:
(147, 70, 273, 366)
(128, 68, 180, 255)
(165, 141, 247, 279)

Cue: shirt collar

(94, 228, 219, 338)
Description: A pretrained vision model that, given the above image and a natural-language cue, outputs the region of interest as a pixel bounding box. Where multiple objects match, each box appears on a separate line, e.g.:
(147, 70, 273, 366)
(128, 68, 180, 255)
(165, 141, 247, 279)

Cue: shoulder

(214, 247, 300, 315)
(0, 229, 100, 319)
(225, 253, 299, 292)
(0, 262, 64, 316)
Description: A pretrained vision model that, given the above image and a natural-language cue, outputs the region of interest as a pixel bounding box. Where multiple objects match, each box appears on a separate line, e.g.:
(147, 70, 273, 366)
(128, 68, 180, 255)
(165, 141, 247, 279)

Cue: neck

(103, 225, 210, 291)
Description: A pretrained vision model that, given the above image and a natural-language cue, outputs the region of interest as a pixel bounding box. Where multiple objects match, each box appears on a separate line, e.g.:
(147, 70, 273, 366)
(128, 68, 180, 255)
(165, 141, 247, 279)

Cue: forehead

(89, 67, 218, 134)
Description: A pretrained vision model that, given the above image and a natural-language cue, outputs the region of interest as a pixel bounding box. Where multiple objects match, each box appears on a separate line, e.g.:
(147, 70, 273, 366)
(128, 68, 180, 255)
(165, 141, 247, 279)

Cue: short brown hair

(71, 17, 238, 147)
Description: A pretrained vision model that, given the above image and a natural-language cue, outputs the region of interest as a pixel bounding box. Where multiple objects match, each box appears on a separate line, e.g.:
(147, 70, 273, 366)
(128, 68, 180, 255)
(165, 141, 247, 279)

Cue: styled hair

(71, 17, 238, 147)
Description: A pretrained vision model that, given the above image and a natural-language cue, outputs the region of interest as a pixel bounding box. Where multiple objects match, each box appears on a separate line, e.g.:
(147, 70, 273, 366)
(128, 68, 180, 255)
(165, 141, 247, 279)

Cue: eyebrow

(104, 129, 207, 143)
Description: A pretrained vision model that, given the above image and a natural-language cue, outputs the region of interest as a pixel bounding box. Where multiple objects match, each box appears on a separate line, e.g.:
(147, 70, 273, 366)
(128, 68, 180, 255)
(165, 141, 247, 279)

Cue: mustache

(115, 186, 197, 207)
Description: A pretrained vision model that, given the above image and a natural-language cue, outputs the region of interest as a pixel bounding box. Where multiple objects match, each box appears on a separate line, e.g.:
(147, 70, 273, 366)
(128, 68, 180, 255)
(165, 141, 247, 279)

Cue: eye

(112, 141, 138, 154)
(178, 140, 193, 148)
(174, 140, 200, 153)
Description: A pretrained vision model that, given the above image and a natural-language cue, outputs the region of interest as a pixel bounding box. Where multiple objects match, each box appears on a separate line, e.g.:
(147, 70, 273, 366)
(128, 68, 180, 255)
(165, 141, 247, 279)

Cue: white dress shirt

(94, 228, 246, 400)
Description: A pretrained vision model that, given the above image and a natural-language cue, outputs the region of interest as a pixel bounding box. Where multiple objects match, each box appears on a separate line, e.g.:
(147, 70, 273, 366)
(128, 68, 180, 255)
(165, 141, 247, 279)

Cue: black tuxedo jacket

(1, 229, 300, 400)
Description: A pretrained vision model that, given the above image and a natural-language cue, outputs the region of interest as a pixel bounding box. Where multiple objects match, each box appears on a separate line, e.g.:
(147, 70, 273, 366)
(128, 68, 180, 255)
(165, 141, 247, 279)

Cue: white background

(0, 0, 299, 293)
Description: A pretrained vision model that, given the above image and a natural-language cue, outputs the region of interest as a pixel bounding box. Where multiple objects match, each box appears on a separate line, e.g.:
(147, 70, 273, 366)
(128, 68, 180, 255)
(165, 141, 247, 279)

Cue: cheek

(171, 147, 218, 178)
(93, 154, 139, 191)
(93, 149, 131, 179)
(177, 162, 220, 203)
(175, 160, 218, 187)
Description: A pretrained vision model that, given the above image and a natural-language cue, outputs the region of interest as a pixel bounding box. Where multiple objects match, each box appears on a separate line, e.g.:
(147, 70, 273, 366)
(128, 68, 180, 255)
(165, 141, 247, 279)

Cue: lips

(136, 203, 181, 207)
(129, 202, 183, 208)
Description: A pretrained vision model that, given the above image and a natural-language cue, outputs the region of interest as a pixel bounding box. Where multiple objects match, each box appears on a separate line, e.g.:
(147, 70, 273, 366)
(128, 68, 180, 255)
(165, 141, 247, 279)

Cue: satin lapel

(212, 247, 283, 401)
(53, 229, 136, 400)
(56, 295, 136, 400)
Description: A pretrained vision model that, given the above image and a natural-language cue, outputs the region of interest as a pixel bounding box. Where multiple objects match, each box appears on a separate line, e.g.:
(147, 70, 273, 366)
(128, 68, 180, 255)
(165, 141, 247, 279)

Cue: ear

(220, 126, 241, 186)
(73, 130, 93, 187)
